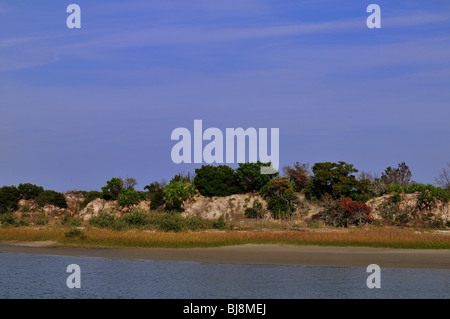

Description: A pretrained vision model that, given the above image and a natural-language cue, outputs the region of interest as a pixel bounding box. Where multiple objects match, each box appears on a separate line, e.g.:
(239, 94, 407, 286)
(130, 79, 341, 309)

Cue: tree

(118, 189, 142, 207)
(194, 165, 241, 197)
(435, 162, 450, 190)
(381, 162, 412, 187)
(144, 181, 166, 210)
(17, 183, 44, 200)
(163, 179, 196, 212)
(36, 190, 68, 208)
(235, 161, 277, 193)
(101, 177, 124, 200)
(314, 197, 373, 227)
(123, 178, 137, 190)
(282, 162, 310, 191)
(0, 186, 20, 214)
(307, 161, 360, 199)
(260, 177, 297, 219)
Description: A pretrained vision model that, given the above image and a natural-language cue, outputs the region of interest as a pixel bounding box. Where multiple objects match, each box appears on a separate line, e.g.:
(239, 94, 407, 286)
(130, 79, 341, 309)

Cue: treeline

(1, 160, 449, 228)
(0, 183, 67, 214)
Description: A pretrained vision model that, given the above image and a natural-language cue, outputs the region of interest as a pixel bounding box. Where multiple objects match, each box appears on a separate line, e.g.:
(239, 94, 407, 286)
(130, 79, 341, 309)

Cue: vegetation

(0, 226, 448, 249)
(35, 190, 67, 208)
(0, 186, 20, 214)
(101, 177, 123, 200)
(89, 209, 228, 232)
(194, 165, 241, 196)
(144, 181, 165, 210)
(163, 177, 196, 212)
(261, 177, 297, 219)
(244, 198, 265, 219)
(1, 159, 450, 251)
(118, 189, 144, 207)
(235, 161, 277, 192)
(17, 183, 44, 200)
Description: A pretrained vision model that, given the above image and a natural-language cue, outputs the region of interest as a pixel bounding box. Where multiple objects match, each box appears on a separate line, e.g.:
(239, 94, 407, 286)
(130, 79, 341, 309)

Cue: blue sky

(0, 0, 449, 191)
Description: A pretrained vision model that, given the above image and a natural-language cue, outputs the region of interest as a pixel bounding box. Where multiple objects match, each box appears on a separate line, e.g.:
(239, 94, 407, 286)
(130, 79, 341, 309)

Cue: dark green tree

(235, 161, 277, 193)
(36, 190, 68, 208)
(17, 183, 44, 200)
(144, 181, 166, 210)
(194, 165, 241, 197)
(101, 177, 124, 200)
(0, 186, 20, 214)
(260, 177, 297, 219)
(307, 161, 360, 199)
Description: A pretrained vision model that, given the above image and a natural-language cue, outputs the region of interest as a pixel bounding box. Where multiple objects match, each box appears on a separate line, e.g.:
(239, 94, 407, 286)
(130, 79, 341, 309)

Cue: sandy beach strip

(0, 242, 449, 269)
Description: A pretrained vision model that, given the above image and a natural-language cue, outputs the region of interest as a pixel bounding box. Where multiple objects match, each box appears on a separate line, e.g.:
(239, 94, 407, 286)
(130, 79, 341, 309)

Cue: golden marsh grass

(0, 226, 449, 249)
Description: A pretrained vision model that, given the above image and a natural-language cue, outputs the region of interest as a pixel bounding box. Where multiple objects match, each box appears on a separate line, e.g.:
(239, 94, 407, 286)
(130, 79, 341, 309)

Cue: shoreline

(1, 242, 449, 269)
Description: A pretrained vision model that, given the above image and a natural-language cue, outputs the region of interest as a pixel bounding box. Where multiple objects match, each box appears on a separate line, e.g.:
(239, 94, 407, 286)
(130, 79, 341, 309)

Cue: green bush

(235, 161, 276, 193)
(101, 177, 123, 200)
(405, 183, 450, 202)
(155, 213, 185, 232)
(118, 189, 142, 207)
(244, 199, 265, 219)
(194, 165, 241, 197)
(61, 216, 82, 227)
(391, 193, 402, 204)
(0, 213, 18, 226)
(89, 211, 116, 228)
(306, 161, 363, 200)
(18, 219, 30, 226)
(145, 182, 166, 210)
(17, 183, 44, 200)
(0, 186, 20, 214)
(121, 210, 150, 227)
(64, 229, 86, 239)
(36, 190, 68, 208)
(211, 215, 227, 230)
(163, 180, 196, 212)
(35, 213, 49, 225)
(261, 178, 297, 219)
(385, 183, 404, 194)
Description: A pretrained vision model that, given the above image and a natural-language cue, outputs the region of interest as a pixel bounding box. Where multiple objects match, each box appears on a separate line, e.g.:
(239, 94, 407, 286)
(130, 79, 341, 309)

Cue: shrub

(306, 161, 361, 200)
(315, 197, 373, 227)
(17, 183, 44, 200)
(391, 193, 402, 204)
(0, 186, 20, 214)
(381, 162, 412, 187)
(61, 216, 82, 227)
(18, 219, 30, 226)
(36, 190, 68, 208)
(0, 213, 18, 226)
(155, 213, 185, 232)
(385, 183, 404, 194)
(35, 213, 49, 225)
(89, 211, 116, 228)
(282, 162, 310, 191)
(118, 189, 142, 207)
(101, 177, 123, 200)
(235, 161, 276, 193)
(244, 199, 265, 219)
(79, 191, 103, 210)
(145, 182, 166, 210)
(405, 183, 449, 202)
(261, 177, 297, 219)
(120, 210, 150, 227)
(64, 229, 86, 239)
(163, 180, 196, 212)
(194, 165, 241, 197)
(212, 215, 227, 230)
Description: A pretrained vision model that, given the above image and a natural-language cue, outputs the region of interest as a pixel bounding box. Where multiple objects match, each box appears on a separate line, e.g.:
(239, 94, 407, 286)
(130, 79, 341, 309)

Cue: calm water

(0, 252, 448, 299)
